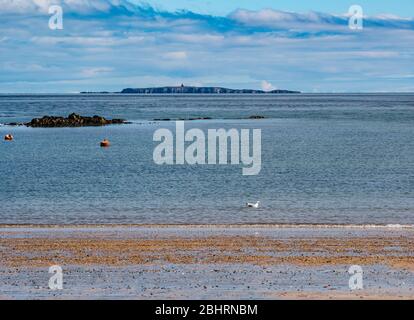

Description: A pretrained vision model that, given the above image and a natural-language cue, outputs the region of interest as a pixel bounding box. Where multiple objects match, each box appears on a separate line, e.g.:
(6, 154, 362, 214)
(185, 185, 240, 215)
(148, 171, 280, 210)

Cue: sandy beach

(0, 224, 414, 299)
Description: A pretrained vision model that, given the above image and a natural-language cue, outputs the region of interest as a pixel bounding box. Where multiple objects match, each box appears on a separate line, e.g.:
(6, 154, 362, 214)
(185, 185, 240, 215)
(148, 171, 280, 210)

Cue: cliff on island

(120, 85, 300, 94)
(81, 85, 300, 94)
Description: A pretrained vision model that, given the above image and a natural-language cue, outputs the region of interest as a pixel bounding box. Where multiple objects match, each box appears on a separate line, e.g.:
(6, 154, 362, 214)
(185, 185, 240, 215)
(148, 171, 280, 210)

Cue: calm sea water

(0, 94, 413, 225)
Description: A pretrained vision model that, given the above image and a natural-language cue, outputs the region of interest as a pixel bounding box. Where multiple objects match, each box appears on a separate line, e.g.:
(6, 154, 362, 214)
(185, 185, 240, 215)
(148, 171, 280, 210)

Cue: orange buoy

(100, 139, 110, 147)
(4, 134, 13, 141)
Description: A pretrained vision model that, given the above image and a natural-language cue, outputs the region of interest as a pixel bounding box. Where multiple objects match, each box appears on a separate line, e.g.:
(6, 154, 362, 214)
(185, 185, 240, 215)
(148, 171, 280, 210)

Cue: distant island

(81, 85, 300, 94)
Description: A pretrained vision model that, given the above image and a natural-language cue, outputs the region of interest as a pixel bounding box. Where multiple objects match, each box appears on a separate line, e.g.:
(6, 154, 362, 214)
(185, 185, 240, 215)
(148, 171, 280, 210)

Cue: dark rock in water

(153, 117, 212, 121)
(187, 117, 212, 121)
(22, 113, 126, 127)
(248, 115, 266, 119)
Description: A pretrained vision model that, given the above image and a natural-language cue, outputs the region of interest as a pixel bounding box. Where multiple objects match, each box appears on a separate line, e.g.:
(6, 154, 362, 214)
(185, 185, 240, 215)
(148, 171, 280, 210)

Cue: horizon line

(1, 91, 414, 95)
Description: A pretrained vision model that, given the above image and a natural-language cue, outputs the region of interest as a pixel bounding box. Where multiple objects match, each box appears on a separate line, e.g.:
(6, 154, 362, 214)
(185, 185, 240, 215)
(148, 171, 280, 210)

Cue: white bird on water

(246, 201, 260, 208)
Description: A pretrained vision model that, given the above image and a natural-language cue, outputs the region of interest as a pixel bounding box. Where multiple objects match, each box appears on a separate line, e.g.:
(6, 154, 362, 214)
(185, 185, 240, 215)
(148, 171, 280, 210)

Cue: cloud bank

(0, 0, 413, 92)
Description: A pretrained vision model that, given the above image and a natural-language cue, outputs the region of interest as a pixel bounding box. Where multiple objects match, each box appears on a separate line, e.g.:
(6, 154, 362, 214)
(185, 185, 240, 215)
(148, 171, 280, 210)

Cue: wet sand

(1, 224, 414, 299)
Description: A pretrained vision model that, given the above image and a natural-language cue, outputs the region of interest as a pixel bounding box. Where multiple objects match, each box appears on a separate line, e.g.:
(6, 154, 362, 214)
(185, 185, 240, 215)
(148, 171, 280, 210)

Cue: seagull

(246, 201, 260, 208)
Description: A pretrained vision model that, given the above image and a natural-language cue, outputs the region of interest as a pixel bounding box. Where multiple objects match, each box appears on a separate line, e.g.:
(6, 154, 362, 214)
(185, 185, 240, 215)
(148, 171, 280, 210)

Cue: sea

(0, 93, 413, 225)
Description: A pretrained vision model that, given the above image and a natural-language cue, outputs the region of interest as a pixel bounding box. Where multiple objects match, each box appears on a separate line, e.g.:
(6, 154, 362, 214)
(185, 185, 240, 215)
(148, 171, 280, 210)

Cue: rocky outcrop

(248, 115, 266, 119)
(24, 113, 126, 127)
(153, 117, 212, 121)
(153, 115, 267, 121)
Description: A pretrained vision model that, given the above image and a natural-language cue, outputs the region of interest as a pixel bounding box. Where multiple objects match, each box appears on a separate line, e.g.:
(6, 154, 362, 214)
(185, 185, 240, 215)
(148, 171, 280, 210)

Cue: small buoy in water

(100, 139, 110, 147)
(4, 134, 13, 141)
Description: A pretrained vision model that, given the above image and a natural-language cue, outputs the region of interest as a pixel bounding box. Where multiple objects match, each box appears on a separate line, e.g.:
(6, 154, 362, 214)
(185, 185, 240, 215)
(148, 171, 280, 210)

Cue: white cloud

(229, 9, 336, 29)
(0, 0, 134, 14)
(80, 67, 113, 77)
(170, 34, 225, 44)
(229, 8, 414, 31)
(162, 51, 187, 60)
(261, 80, 275, 91)
(1, 3, 413, 93)
(1, 62, 52, 72)
(31, 35, 146, 46)
(374, 14, 413, 21)
(351, 51, 400, 58)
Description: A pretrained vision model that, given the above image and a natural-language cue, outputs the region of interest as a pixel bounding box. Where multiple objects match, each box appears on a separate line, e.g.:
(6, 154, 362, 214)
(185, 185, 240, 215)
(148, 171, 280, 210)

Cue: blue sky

(145, 0, 414, 17)
(0, 0, 413, 93)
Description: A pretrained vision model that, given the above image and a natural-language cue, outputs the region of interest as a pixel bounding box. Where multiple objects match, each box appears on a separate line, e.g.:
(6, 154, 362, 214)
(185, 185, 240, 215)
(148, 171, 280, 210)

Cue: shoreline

(1, 223, 413, 228)
(1, 224, 414, 299)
